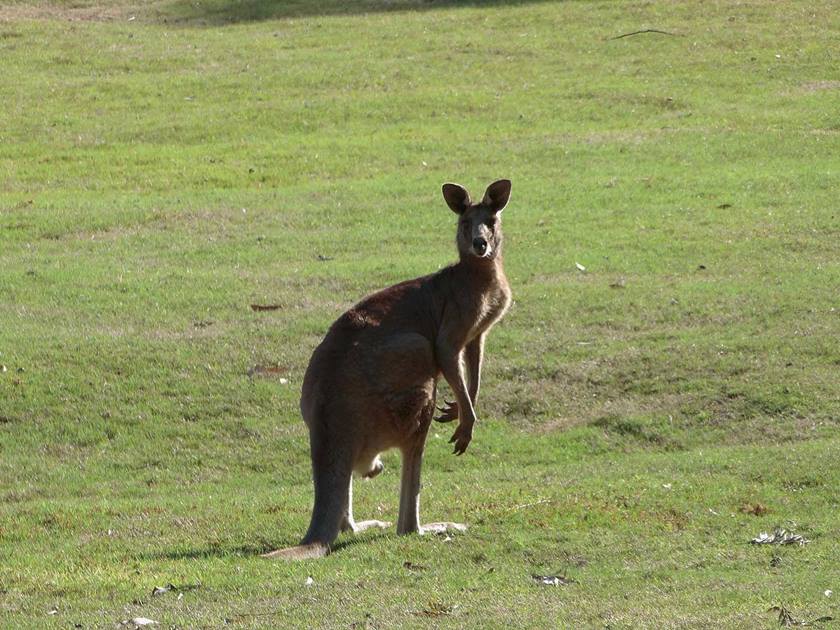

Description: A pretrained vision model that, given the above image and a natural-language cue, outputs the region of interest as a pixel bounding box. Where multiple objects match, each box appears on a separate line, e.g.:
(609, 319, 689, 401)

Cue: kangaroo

(262, 179, 513, 560)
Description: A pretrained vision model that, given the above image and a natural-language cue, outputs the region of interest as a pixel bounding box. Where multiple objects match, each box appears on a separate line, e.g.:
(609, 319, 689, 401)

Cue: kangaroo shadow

(139, 542, 276, 561)
(156, 0, 558, 26)
(140, 530, 389, 560)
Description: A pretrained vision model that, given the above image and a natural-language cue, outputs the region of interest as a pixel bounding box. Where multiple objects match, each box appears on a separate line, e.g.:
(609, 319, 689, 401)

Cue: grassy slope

(1, 0, 839, 627)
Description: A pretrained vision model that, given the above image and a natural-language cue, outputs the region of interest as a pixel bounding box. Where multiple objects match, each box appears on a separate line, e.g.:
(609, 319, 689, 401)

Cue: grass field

(1, 0, 839, 626)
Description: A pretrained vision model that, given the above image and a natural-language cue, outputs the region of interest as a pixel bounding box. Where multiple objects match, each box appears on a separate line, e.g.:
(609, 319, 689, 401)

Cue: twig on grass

(768, 605, 833, 627)
(505, 498, 553, 512)
(608, 29, 678, 40)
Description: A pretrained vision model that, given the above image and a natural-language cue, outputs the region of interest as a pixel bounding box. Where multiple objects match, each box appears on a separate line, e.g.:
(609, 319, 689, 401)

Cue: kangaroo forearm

(448, 378, 475, 424)
(465, 357, 480, 403)
(464, 336, 484, 405)
(438, 352, 477, 424)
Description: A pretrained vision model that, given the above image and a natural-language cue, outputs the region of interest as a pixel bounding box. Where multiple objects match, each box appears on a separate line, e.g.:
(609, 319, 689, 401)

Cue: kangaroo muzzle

(472, 237, 489, 257)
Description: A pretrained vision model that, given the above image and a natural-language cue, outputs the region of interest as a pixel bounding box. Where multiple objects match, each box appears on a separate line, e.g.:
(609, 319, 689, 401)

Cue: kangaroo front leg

(435, 336, 484, 423)
(437, 344, 477, 455)
(465, 334, 485, 405)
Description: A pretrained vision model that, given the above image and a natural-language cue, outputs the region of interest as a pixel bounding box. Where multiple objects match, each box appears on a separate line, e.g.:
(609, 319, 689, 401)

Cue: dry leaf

(403, 561, 427, 571)
(575, 262, 586, 272)
(769, 606, 797, 627)
(768, 605, 833, 627)
(247, 365, 288, 378)
(740, 503, 769, 516)
(413, 601, 457, 617)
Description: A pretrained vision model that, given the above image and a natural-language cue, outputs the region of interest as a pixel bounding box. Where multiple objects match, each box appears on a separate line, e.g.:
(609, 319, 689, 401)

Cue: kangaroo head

(442, 179, 511, 262)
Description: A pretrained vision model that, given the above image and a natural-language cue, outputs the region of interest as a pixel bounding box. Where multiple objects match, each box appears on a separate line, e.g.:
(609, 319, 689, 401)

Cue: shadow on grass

(142, 531, 388, 560)
(141, 543, 275, 560)
(157, 0, 559, 26)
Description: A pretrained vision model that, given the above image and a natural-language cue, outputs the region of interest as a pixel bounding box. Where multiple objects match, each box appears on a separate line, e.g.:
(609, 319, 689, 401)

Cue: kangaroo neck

(455, 252, 505, 284)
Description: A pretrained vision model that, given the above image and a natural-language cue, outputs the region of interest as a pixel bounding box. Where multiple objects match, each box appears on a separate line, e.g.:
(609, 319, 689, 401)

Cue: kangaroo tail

(263, 427, 350, 561)
(298, 442, 351, 547)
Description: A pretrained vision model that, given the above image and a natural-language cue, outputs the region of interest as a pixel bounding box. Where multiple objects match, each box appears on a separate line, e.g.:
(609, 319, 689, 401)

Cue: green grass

(1, 0, 839, 626)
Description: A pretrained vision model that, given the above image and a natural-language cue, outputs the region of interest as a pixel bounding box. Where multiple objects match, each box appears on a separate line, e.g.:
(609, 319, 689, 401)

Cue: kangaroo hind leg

(396, 438, 467, 536)
(343, 454, 390, 534)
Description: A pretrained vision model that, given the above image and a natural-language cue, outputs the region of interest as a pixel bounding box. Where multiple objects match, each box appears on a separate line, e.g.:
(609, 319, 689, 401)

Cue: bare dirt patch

(0, 2, 133, 23)
(799, 80, 840, 93)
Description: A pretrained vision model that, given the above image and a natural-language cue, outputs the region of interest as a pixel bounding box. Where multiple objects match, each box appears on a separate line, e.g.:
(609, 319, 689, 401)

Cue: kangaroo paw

(449, 421, 473, 455)
(435, 400, 459, 423)
(363, 459, 384, 479)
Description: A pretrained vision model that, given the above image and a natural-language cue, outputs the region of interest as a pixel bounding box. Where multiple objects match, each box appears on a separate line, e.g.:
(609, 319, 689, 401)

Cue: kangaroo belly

(302, 329, 437, 441)
(362, 332, 437, 434)
(380, 380, 436, 433)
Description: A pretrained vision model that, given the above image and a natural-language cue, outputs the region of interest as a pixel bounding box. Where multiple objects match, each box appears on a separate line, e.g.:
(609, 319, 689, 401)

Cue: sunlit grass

(1, 0, 839, 626)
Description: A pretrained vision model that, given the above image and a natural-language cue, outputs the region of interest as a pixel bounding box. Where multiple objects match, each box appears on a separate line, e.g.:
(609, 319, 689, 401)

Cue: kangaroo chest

(465, 284, 511, 342)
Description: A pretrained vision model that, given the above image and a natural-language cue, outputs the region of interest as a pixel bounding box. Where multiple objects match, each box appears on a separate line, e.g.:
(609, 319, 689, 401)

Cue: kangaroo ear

(442, 183, 471, 215)
(482, 179, 512, 214)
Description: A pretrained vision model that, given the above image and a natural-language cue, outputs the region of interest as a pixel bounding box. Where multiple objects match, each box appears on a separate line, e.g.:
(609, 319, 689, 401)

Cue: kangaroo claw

(449, 422, 473, 455)
(435, 400, 459, 423)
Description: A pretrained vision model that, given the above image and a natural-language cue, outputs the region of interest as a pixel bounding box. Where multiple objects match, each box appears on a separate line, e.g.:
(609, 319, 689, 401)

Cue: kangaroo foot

(351, 519, 391, 533)
(261, 542, 329, 561)
(420, 522, 468, 535)
(363, 459, 384, 479)
(342, 513, 391, 533)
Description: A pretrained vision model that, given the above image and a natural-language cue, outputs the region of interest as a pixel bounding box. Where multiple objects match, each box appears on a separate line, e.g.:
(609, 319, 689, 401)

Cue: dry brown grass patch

(0, 2, 131, 22)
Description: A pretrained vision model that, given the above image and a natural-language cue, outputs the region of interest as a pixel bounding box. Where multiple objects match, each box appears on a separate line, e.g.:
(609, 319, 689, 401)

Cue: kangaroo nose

(472, 237, 487, 254)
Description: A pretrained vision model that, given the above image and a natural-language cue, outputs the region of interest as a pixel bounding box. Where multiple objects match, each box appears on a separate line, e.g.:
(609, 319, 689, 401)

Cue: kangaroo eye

(485, 218, 496, 229)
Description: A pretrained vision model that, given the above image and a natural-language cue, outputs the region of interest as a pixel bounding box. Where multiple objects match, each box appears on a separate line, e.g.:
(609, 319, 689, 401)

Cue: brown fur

(262, 180, 513, 560)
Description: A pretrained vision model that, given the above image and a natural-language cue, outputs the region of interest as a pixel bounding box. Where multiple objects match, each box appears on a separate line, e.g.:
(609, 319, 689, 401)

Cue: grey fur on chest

(466, 287, 511, 341)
